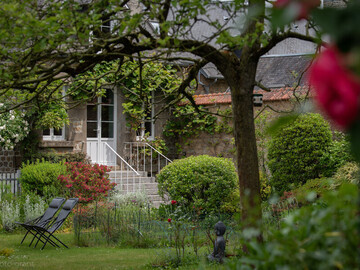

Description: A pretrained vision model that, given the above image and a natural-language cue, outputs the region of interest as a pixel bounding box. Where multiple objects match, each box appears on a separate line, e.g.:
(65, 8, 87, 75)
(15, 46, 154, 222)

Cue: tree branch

(255, 81, 272, 92)
(256, 31, 320, 57)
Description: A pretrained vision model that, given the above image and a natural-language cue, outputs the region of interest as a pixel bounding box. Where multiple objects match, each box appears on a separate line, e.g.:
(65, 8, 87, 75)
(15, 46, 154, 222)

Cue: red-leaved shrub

(58, 162, 115, 203)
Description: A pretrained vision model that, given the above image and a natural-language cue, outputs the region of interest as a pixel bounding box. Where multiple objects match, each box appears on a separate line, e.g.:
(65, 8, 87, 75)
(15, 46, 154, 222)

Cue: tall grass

(74, 192, 168, 248)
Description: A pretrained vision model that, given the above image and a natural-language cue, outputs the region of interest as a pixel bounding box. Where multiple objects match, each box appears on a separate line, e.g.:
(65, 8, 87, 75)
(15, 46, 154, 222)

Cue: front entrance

(86, 89, 117, 165)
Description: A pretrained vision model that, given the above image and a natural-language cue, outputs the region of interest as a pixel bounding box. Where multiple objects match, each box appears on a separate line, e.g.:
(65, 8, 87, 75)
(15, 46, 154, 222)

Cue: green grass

(0, 233, 160, 269)
(0, 233, 228, 269)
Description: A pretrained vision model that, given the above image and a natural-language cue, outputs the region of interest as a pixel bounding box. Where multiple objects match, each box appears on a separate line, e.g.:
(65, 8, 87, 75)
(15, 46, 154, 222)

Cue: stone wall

(177, 100, 297, 162)
(0, 147, 21, 173)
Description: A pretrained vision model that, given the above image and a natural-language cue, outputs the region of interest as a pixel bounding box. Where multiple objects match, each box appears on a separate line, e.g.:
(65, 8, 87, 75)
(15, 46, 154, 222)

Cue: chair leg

(41, 235, 59, 248)
(33, 230, 48, 248)
(41, 233, 52, 250)
(29, 232, 42, 247)
(38, 233, 68, 250)
(32, 233, 58, 248)
(51, 234, 69, 249)
(35, 230, 59, 249)
(20, 231, 29, 244)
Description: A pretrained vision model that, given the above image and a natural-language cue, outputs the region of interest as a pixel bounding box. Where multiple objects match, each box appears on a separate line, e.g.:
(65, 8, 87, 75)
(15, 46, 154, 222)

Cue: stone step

(115, 187, 159, 196)
(148, 195, 168, 208)
(110, 176, 156, 184)
(108, 171, 148, 178)
(109, 169, 167, 208)
(116, 179, 158, 190)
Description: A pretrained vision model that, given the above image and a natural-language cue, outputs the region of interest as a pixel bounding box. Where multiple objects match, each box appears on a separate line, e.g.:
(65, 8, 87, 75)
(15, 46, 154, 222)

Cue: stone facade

(0, 147, 21, 173)
(178, 98, 298, 162)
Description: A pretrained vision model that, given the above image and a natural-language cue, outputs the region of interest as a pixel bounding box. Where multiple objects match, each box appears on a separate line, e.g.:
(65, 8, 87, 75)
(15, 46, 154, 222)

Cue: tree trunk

(221, 53, 262, 226)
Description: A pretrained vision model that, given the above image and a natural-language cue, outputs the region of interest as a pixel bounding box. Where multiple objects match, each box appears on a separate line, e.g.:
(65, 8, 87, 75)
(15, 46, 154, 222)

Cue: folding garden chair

(15, 197, 66, 246)
(30, 198, 79, 250)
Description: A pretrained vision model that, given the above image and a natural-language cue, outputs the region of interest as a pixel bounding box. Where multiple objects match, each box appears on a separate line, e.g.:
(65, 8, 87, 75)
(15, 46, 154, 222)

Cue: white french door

(86, 89, 117, 165)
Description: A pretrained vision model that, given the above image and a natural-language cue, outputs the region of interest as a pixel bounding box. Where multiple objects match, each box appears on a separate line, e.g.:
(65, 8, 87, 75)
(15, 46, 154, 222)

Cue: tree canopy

(0, 0, 320, 225)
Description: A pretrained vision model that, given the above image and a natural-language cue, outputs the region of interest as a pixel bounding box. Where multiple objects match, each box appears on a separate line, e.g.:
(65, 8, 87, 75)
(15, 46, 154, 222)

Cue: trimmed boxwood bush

(319, 134, 355, 177)
(27, 150, 90, 164)
(157, 155, 239, 215)
(268, 113, 332, 193)
(20, 160, 66, 198)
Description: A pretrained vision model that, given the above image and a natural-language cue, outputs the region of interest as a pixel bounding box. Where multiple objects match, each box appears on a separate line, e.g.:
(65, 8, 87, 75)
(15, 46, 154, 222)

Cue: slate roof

(200, 54, 313, 88)
(255, 54, 312, 88)
(188, 86, 311, 106)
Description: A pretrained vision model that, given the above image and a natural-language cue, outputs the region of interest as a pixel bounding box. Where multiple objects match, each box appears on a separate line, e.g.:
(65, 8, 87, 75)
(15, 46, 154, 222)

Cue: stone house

(178, 54, 312, 160)
(35, 54, 312, 165)
(0, 0, 321, 173)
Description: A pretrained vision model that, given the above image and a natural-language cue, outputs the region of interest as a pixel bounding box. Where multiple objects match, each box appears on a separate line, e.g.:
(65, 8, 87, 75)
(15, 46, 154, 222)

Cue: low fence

(0, 170, 21, 195)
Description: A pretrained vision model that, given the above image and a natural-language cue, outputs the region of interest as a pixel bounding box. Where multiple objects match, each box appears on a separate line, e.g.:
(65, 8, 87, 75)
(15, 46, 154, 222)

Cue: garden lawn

(0, 233, 227, 270)
(0, 233, 160, 270)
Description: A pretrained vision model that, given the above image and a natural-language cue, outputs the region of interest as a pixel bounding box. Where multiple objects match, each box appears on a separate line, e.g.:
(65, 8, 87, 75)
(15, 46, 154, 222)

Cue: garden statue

(208, 221, 226, 263)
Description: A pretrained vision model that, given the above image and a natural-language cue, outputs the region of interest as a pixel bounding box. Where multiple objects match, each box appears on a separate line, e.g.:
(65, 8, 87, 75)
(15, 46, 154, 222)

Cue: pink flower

(308, 46, 360, 129)
(171, 200, 177, 205)
(167, 218, 172, 223)
(274, 0, 320, 20)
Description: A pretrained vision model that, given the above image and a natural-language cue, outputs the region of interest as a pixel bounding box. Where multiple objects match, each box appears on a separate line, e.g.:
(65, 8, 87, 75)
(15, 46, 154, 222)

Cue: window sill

(40, 141, 75, 148)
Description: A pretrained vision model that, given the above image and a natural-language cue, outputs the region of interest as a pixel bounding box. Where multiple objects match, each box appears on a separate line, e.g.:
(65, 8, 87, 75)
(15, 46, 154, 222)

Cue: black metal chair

(15, 197, 66, 246)
(30, 198, 79, 250)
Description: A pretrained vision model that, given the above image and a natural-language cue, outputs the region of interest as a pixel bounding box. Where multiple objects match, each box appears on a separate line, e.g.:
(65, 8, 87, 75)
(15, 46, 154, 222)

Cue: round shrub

(27, 150, 91, 164)
(157, 155, 239, 215)
(319, 133, 354, 177)
(268, 113, 332, 193)
(20, 160, 66, 198)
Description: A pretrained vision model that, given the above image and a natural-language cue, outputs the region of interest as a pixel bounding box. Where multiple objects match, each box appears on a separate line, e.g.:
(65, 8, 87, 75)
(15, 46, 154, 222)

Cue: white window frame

(136, 96, 155, 141)
(43, 128, 65, 141)
(149, 21, 160, 35)
(89, 18, 115, 43)
(42, 86, 67, 141)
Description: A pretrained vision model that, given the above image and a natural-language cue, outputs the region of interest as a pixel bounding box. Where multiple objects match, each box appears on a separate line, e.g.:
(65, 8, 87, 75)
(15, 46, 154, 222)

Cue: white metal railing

(104, 143, 142, 193)
(124, 142, 172, 178)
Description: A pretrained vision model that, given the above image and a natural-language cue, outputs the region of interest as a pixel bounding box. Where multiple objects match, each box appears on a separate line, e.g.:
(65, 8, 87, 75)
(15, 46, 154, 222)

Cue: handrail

(104, 142, 140, 176)
(144, 143, 172, 163)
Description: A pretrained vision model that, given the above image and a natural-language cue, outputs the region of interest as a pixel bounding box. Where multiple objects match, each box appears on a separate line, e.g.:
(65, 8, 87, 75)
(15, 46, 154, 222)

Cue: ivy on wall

(69, 59, 240, 157)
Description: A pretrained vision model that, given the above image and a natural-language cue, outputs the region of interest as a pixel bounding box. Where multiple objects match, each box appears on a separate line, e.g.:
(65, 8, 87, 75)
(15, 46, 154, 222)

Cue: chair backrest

(48, 198, 79, 233)
(37, 197, 66, 227)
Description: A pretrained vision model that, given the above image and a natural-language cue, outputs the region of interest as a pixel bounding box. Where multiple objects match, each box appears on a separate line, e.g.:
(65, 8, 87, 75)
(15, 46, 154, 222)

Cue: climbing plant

(70, 59, 183, 133)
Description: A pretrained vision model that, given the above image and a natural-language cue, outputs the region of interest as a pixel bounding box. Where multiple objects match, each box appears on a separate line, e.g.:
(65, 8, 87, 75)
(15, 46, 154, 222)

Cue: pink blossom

(308, 46, 360, 129)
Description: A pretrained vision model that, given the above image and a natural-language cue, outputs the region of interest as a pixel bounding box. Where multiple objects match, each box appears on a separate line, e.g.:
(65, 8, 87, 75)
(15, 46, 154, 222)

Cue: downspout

(198, 69, 218, 94)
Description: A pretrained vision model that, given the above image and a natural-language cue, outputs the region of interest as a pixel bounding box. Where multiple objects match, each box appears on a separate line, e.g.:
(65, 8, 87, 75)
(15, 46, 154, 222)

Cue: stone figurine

(208, 221, 226, 263)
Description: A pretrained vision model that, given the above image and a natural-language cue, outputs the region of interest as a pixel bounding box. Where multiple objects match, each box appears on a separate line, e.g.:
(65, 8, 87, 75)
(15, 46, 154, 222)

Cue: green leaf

(266, 114, 299, 136)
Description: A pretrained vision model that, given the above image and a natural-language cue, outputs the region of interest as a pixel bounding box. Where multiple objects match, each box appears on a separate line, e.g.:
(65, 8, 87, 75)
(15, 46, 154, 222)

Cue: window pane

(102, 90, 114, 104)
(145, 121, 152, 136)
(87, 105, 97, 121)
(54, 128, 62, 136)
(101, 21, 111, 34)
(101, 105, 114, 121)
(101, 122, 114, 138)
(87, 122, 98, 138)
(43, 129, 50, 136)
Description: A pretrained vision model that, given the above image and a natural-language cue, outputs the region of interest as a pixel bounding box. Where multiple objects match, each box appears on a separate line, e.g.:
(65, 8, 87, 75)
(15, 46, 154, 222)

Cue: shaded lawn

(0, 233, 159, 270)
(0, 233, 227, 270)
